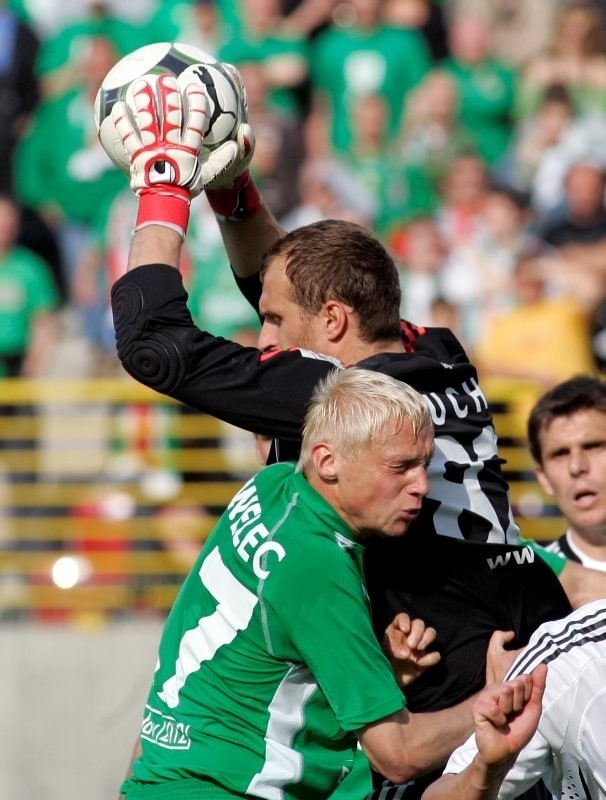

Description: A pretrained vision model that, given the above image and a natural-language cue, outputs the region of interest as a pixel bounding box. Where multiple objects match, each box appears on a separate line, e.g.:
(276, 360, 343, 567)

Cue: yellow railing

(0, 378, 564, 620)
(0, 377, 257, 620)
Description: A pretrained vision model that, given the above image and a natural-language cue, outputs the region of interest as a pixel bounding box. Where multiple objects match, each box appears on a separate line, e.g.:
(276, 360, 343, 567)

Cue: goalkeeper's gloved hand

(111, 73, 209, 238)
(202, 121, 262, 221)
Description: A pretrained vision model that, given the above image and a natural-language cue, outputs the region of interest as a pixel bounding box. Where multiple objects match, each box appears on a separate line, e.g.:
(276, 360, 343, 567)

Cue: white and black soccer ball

(94, 41, 247, 173)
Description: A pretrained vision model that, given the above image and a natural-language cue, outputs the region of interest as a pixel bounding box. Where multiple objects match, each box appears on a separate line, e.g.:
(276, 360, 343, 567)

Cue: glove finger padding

(111, 73, 210, 196)
(199, 121, 256, 190)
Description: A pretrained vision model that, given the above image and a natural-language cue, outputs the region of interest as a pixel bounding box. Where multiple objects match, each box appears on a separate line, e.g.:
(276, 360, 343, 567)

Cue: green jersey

(0, 245, 59, 356)
(123, 462, 404, 800)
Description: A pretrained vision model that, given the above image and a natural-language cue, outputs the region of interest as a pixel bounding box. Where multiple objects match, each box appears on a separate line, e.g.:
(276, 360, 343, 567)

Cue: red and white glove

(111, 73, 209, 238)
(202, 122, 262, 221)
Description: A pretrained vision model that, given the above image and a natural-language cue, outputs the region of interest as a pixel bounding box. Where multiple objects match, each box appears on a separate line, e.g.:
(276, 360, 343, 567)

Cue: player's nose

(257, 324, 278, 353)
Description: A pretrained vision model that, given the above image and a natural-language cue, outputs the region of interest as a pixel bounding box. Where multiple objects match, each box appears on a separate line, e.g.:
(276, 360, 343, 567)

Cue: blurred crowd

(2, 0, 606, 423)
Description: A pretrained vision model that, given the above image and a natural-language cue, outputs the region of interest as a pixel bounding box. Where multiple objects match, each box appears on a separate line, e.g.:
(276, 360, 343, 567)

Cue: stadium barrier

(0, 378, 564, 619)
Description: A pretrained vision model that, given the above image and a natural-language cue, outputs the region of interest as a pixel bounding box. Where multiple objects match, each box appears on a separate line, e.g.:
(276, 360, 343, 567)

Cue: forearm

(214, 203, 284, 278)
(402, 697, 476, 777)
(361, 695, 476, 784)
(128, 225, 183, 271)
(423, 755, 513, 800)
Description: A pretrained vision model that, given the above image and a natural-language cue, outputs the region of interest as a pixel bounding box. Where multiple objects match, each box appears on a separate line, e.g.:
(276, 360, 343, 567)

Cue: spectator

(472, 255, 596, 435)
(391, 216, 448, 327)
(186, 198, 263, 341)
(484, 0, 561, 69)
(306, 0, 432, 155)
(0, 0, 40, 194)
(493, 83, 575, 208)
(142, 0, 226, 52)
(71, 187, 138, 369)
(440, 188, 538, 349)
(279, 155, 376, 230)
(381, 0, 450, 62)
(428, 295, 463, 339)
(278, 0, 338, 40)
(0, 194, 59, 378)
(515, 4, 606, 121)
(434, 153, 490, 256)
(539, 158, 606, 246)
(219, 0, 310, 120)
(528, 375, 606, 572)
(531, 159, 606, 358)
(397, 70, 476, 199)
(14, 34, 125, 307)
(239, 59, 306, 219)
(35, 0, 146, 99)
(339, 92, 435, 239)
(442, 14, 517, 166)
(532, 111, 606, 226)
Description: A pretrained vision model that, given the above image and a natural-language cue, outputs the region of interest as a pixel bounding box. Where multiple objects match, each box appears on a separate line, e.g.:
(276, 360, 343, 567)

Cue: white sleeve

(443, 730, 556, 800)
(443, 732, 476, 774)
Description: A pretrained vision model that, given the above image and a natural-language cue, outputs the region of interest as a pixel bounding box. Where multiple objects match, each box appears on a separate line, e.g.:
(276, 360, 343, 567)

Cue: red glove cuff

(135, 187, 191, 239)
(206, 171, 262, 222)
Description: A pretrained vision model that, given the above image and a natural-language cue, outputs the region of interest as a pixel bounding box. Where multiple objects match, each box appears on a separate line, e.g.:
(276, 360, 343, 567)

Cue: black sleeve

(234, 270, 262, 318)
(111, 264, 337, 438)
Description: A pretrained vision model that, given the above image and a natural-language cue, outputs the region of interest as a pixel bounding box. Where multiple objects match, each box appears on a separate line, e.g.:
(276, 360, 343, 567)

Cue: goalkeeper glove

(202, 122, 261, 221)
(111, 73, 209, 238)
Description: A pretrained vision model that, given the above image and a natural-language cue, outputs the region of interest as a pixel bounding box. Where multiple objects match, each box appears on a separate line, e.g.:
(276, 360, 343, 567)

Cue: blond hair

(298, 368, 433, 472)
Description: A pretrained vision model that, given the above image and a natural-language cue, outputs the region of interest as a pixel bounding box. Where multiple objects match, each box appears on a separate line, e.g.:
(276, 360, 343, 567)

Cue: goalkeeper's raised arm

(109, 66, 283, 279)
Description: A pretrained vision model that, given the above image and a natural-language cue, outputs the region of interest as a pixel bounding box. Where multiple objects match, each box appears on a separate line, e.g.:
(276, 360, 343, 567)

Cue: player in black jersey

(106, 81, 602, 799)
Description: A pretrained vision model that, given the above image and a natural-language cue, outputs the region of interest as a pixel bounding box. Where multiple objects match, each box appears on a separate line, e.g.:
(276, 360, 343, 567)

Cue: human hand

(383, 612, 441, 687)
(202, 123, 261, 221)
(112, 73, 209, 195)
(473, 664, 547, 766)
(199, 121, 256, 189)
(485, 630, 521, 685)
(199, 61, 255, 191)
(112, 73, 209, 237)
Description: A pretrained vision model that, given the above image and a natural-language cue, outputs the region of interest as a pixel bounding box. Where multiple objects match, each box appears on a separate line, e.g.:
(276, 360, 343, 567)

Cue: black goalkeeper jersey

(113, 263, 518, 547)
(112, 263, 571, 799)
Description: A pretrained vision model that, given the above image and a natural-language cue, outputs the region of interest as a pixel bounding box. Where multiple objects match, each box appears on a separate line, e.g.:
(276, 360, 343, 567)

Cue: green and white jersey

(123, 462, 404, 800)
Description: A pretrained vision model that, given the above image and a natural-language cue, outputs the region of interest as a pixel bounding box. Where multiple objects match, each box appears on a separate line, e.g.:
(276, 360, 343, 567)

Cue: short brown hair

(527, 375, 606, 464)
(261, 220, 402, 343)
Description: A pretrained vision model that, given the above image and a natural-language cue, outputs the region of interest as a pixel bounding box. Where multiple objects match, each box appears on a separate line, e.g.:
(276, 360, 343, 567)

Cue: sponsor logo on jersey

(141, 705, 191, 749)
(486, 546, 535, 570)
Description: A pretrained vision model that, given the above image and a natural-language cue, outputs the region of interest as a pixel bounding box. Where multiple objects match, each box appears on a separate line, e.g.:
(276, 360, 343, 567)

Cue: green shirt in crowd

(0, 245, 59, 358)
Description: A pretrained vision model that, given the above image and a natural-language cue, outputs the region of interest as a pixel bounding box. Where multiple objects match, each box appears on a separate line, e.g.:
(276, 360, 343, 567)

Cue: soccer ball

(94, 41, 246, 173)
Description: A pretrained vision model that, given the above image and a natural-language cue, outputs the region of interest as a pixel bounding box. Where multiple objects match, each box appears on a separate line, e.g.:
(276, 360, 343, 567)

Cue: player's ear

(534, 466, 555, 497)
(311, 442, 338, 481)
(322, 300, 350, 342)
